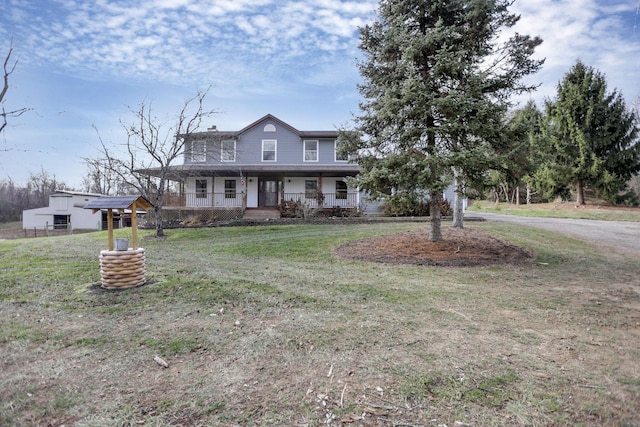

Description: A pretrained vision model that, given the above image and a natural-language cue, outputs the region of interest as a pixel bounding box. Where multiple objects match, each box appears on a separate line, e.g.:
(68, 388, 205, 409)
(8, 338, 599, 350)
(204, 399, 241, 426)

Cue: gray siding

(184, 117, 343, 167)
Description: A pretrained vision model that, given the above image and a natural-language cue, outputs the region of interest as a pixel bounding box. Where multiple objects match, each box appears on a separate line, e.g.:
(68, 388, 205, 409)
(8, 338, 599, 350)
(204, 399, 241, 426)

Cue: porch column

(278, 176, 285, 205)
(242, 174, 247, 209)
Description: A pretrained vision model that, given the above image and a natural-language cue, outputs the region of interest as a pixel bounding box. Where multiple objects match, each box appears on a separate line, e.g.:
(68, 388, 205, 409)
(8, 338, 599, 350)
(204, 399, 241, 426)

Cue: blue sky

(1, 0, 639, 188)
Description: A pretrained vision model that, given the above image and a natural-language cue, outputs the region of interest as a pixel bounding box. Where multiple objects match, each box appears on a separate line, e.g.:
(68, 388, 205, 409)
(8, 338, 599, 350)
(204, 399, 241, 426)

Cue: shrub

(382, 194, 451, 217)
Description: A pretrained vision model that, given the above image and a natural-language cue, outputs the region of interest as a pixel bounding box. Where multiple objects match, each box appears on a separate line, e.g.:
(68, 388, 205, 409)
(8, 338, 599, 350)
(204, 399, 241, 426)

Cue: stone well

(99, 248, 146, 289)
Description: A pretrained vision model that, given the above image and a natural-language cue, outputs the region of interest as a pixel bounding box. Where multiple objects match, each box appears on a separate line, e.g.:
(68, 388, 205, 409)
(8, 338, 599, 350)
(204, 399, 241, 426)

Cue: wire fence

(0, 225, 96, 239)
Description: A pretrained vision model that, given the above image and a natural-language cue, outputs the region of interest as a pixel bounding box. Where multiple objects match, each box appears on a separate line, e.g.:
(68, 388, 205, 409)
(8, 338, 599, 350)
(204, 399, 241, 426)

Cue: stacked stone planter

(99, 248, 146, 289)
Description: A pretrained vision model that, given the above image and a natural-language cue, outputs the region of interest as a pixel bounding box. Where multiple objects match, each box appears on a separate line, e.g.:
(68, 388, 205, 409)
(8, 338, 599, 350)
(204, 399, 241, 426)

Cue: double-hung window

(224, 180, 237, 199)
(195, 179, 207, 198)
(262, 140, 277, 162)
(336, 181, 348, 199)
(192, 140, 206, 162)
(304, 140, 318, 162)
(221, 140, 236, 162)
(335, 140, 348, 162)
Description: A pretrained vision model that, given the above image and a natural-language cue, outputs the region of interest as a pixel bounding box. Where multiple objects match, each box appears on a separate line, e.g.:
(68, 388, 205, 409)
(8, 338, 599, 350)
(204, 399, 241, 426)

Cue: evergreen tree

(504, 100, 544, 204)
(341, 0, 543, 241)
(539, 61, 640, 205)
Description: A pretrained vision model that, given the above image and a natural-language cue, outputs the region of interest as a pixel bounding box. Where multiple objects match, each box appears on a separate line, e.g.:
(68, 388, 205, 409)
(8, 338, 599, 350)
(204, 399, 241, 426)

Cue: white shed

(22, 190, 104, 231)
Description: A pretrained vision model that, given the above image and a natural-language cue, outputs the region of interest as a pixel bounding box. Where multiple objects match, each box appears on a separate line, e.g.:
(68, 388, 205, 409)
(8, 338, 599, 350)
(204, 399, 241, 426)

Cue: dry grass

(469, 200, 640, 221)
(0, 221, 639, 426)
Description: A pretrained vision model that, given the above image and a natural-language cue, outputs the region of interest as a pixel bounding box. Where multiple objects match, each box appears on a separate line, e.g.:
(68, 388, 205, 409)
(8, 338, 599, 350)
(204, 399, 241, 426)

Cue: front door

(258, 179, 279, 207)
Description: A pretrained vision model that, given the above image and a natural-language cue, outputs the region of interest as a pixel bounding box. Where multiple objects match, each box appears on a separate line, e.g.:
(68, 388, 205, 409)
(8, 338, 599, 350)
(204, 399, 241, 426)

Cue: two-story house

(155, 114, 362, 219)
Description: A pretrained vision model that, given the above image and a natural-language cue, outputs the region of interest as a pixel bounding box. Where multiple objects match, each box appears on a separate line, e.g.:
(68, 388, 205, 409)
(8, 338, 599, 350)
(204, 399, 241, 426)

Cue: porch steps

(243, 208, 281, 220)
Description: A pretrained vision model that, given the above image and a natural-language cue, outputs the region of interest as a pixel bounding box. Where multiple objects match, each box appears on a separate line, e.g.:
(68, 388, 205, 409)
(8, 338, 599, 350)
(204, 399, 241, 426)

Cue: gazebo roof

(84, 195, 154, 212)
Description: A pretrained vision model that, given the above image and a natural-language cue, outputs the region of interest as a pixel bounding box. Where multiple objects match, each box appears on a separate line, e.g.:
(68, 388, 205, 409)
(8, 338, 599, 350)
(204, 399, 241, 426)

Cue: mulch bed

(334, 226, 534, 267)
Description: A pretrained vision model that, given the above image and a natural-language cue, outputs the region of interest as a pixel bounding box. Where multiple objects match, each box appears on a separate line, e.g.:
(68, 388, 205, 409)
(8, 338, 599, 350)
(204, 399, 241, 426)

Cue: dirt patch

(334, 226, 534, 266)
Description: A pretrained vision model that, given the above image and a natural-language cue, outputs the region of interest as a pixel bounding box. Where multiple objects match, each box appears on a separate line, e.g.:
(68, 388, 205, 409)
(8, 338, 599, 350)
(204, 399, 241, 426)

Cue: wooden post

(107, 209, 114, 251)
(131, 201, 138, 250)
(242, 176, 248, 210)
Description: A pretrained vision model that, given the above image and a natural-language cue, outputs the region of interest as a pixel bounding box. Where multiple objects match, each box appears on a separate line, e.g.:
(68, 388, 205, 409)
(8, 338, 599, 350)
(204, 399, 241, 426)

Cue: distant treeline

(0, 169, 67, 222)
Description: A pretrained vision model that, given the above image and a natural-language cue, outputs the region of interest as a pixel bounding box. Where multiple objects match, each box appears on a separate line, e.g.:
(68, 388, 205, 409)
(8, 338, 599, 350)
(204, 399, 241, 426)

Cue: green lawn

(1, 222, 638, 426)
(468, 200, 640, 221)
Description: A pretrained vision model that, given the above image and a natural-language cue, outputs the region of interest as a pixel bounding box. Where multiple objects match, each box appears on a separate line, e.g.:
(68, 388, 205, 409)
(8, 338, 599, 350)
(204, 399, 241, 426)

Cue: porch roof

(138, 164, 361, 179)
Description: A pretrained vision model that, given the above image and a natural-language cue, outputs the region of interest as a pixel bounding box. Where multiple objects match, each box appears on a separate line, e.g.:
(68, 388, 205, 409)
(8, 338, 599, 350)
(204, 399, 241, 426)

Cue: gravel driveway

(467, 212, 640, 254)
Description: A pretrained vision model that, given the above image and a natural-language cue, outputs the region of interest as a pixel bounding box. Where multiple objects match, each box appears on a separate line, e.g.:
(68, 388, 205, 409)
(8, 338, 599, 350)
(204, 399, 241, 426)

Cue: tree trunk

(575, 179, 585, 206)
(155, 205, 165, 237)
(452, 191, 464, 229)
(451, 170, 464, 229)
(526, 184, 531, 205)
(515, 186, 520, 206)
(429, 190, 443, 242)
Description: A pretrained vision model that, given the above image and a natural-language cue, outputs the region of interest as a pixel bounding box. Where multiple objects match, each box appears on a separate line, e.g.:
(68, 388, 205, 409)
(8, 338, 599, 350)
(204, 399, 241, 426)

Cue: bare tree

(1, 38, 30, 136)
(28, 167, 65, 207)
(81, 157, 131, 195)
(95, 87, 216, 237)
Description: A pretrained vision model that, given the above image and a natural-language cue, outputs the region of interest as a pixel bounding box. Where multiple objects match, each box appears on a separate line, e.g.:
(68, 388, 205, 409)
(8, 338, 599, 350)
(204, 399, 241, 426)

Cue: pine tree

(540, 61, 640, 205)
(504, 100, 544, 204)
(341, 0, 543, 241)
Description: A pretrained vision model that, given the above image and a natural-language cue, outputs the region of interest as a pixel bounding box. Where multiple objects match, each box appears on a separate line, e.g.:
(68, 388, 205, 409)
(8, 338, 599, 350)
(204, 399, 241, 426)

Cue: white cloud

(510, 0, 640, 104)
(2, 0, 372, 96)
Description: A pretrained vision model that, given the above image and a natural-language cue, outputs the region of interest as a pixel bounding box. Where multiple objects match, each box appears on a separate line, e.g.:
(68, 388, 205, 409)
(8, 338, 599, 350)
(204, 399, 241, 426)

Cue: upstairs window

(262, 140, 277, 162)
(335, 140, 348, 162)
(304, 140, 318, 162)
(336, 181, 348, 199)
(225, 180, 237, 198)
(221, 140, 236, 162)
(192, 140, 206, 162)
(195, 179, 207, 198)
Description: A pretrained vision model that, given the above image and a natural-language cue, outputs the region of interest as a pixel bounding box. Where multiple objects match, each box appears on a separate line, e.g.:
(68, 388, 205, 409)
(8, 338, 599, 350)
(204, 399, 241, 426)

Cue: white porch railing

(164, 192, 244, 208)
(282, 192, 359, 208)
(163, 192, 358, 209)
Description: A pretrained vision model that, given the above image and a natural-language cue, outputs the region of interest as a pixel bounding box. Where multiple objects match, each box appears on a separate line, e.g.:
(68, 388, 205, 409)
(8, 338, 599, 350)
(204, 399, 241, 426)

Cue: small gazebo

(84, 195, 154, 289)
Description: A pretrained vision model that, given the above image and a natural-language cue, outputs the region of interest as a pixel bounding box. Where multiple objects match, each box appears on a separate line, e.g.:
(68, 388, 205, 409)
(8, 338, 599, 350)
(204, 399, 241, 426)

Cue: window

(335, 140, 348, 162)
(225, 180, 237, 199)
(195, 179, 207, 198)
(305, 180, 318, 198)
(304, 140, 318, 162)
(262, 140, 277, 161)
(221, 140, 236, 162)
(192, 140, 206, 162)
(336, 181, 348, 199)
(264, 124, 276, 132)
(53, 215, 70, 229)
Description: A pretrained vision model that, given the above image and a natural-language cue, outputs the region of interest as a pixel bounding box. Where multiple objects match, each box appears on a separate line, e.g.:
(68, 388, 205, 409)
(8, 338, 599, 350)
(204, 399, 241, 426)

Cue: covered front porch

(163, 173, 360, 213)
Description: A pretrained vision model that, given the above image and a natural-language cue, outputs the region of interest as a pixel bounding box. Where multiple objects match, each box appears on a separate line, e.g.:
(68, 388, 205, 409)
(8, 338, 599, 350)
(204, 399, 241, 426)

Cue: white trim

(303, 140, 319, 162)
(334, 140, 348, 162)
(262, 139, 277, 162)
(191, 140, 206, 162)
(221, 139, 236, 162)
